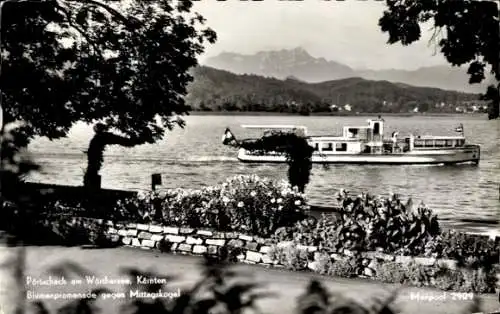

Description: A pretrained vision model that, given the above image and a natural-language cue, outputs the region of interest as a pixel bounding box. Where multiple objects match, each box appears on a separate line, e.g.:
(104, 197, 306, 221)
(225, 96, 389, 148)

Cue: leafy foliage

(29, 257, 270, 314)
(268, 241, 497, 293)
(25, 256, 405, 314)
(236, 132, 314, 192)
(375, 261, 497, 293)
(1, 123, 40, 200)
(429, 231, 499, 270)
(296, 280, 398, 314)
(326, 256, 361, 278)
(378, 0, 499, 119)
(0, 123, 41, 244)
(273, 192, 441, 256)
(2, 0, 216, 141)
(270, 191, 499, 268)
(0, 121, 42, 314)
(186, 66, 481, 114)
(374, 262, 408, 284)
(1, 0, 217, 185)
(16, 175, 307, 238)
(267, 244, 310, 271)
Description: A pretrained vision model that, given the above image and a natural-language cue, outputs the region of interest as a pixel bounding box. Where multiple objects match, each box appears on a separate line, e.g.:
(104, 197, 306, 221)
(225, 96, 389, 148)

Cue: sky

(192, 0, 450, 70)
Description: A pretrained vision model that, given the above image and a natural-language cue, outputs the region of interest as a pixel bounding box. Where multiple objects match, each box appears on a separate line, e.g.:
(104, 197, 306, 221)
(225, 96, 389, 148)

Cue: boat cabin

(310, 118, 386, 154)
(311, 138, 363, 154)
(309, 117, 467, 155)
(411, 136, 466, 149)
(343, 118, 384, 142)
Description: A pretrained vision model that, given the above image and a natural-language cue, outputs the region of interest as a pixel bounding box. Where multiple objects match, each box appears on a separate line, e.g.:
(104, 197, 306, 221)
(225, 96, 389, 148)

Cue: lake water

(27, 115, 499, 234)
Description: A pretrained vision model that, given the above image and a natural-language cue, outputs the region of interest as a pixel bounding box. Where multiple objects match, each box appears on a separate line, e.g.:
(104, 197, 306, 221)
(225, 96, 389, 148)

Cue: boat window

(445, 140, 455, 147)
(457, 139, 465, 146)
(424, 140, 434, 147)
(336, 143, 347, 152)
(435, 139, 445, 147)
(322, 143, 333, 151)
(373, 123, 380, 135)
(414, 140, 424, 148)
(314, 143, 319, 151)
(348, 128, 358, 138)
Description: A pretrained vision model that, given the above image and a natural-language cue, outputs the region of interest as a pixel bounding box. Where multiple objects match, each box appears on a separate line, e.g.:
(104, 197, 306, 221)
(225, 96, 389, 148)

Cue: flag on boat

(222, 128, 238, 146)
(455, 124, 464, 133)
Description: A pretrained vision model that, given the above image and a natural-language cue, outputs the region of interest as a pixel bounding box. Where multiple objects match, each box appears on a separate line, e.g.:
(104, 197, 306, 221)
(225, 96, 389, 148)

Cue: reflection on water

(27, 115, 499, 234)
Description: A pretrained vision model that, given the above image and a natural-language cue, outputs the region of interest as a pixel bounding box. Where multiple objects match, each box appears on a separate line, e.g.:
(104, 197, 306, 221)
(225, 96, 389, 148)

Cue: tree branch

(427, 26, 443, 56)
(102, 132, 145, 147)
(53, 0, 103, 59)
(66, 0, 142, 30)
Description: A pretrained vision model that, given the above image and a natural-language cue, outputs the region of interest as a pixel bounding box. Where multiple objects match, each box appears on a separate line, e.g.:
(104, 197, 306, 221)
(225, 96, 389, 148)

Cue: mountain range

(185, 66, 480, 114)
(203, 47, 494, 94)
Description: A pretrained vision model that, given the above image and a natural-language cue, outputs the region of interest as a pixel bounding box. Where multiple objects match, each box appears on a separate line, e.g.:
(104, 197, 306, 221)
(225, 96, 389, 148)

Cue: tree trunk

(83, 131, 145, 189)
(288, 161, 312, 193)
(493, 82, 499, 119)
(83, 133, 106, 190)
(487, 83, 499, 120)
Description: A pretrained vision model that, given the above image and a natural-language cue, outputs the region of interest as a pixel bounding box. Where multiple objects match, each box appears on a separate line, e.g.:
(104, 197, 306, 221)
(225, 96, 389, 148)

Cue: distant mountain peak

(204, 48, 490, 93)
(290, 46, 309, 55)
(254, 47, 313, 62)
(205, 48, 354, 82)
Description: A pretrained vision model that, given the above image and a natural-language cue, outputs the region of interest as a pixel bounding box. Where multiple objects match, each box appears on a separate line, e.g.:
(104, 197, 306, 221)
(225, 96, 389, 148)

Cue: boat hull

(237, 145, 481, 165)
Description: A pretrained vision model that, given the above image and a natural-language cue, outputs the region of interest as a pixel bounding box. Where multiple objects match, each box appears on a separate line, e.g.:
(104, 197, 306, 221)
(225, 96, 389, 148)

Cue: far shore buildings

(330, 104, 352, 112)
(330, 100, 487, 114)
(455, 100, 489, 113)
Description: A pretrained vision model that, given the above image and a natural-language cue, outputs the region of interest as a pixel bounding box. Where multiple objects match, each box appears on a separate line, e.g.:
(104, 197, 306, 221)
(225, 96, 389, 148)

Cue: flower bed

(13, 178, 499, 267)
(270, 192, 499, 270)
(30, 175, 308, 238)
(6, 176, 500, 291)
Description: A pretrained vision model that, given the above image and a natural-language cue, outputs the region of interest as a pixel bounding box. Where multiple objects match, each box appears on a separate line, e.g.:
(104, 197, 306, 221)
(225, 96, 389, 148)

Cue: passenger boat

(222, 117, 480, 165)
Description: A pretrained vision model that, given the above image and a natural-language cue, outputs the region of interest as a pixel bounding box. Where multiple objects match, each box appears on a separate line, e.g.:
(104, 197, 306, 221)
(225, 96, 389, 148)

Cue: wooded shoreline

(188, 111, 488, 118)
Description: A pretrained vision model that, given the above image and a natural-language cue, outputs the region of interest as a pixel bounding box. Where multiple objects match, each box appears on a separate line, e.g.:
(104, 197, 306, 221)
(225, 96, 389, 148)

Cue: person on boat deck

(391, 131, 399, 152)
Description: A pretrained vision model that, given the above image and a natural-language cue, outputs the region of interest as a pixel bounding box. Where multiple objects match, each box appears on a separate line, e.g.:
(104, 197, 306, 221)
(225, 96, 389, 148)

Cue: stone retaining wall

(50, 216, 500, 286)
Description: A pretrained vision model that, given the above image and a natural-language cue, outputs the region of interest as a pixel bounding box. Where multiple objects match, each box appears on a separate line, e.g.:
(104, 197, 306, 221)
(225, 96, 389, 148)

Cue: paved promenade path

(0, 246, 498, 314)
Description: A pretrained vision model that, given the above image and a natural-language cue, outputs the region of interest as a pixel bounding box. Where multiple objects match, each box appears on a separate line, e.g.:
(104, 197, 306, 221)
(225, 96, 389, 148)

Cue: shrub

(268, 244, 309, 271)
(327, 257, 361, 278)
(272, 226, 295, 243)
(405, 262, 433, 287)
(314, 252, 334, 275)
(374, 261, 407, 284)
(272, 192, 442, 257)
(461, 268, 497, 293)
(436, 231, 499, 269)
(337, 193, 440, 255)
(433, 266, 465, 291)
(270, 191, 499, 270)
(374, 260, 497, 293)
